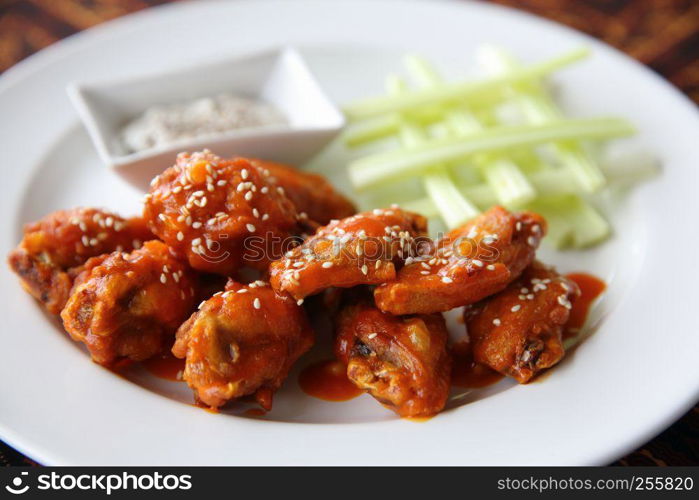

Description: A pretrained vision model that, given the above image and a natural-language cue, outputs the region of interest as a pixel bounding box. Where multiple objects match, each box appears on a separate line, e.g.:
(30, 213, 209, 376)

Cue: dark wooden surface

(0, 0, 697, 466)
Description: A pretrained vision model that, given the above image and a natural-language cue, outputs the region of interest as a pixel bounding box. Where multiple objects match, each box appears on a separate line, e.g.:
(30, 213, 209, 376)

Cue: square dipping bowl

(67, 47, 345, 190)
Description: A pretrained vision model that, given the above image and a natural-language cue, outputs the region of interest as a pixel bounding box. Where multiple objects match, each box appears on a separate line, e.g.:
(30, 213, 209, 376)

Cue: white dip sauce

(120, 93, 288, 153)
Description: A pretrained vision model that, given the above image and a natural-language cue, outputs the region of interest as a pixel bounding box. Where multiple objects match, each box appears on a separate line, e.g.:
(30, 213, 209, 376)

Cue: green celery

(405, 55, 536, 207)
(478, 46, 607, 192)
(343, 48, 590, 120)
(386, 75, 478, 228)
(349, 117, 635, 190)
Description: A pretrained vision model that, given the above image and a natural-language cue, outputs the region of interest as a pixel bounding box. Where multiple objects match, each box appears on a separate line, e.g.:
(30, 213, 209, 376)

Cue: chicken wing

(172, 279, 314, 410)
(335, 296, 451, 418)
(252, 159, 356, 226)
(465, 261, 580, 383)
(7, 208, 153, 314)
(374, 206, 545, 315)
(269, 207, 428, 301)
(61, 240, 197, 365)
(143, 151, 302, 275)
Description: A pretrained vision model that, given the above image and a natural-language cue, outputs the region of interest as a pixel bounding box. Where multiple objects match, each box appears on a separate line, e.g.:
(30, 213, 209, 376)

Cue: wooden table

(0, 0, 697, 466)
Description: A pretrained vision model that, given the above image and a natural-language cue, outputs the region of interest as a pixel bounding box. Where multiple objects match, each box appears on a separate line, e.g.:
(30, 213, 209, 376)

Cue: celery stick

(481, 159, 537, 208)
(343, 114, 401, 147)
(400, 150, 655, 225)
(405, 55, 536, 207)
(401, 197, 440, 217)
(529, 194, 610, 248)
(478, 46, 607, 192)
(343, 48, 590, 120)
(423, 169, 479, 228)
(566, 197, 611, 247)
(386, 75, 478, 228)
(349, 117, 635, 190)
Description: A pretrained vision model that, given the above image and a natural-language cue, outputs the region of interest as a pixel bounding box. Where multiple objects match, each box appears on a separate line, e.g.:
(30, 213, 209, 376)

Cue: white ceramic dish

(1, 0, 698, 465)
(67, 46, 345, 189)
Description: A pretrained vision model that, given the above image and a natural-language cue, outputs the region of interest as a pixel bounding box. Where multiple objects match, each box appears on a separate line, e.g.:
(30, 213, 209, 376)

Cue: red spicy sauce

(142, 352, 185, 381)
(564, 273, 607, 338)
(298, 359, 363, 402)
(450, 341, 504, 388)
(243, 408, 268, 418)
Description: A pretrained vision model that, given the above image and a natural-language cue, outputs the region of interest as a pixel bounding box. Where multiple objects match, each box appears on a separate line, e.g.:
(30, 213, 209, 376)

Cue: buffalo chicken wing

(269, 207, 427, 301)
(61, 240, 197, 365)
(8, 208, 152, 314)
(335, 296, 451, 417)
(172, 279, 314, 410)
(374, 206, 545, 315)
(143, 151, 301, 275)
(465, 261, 580, 383)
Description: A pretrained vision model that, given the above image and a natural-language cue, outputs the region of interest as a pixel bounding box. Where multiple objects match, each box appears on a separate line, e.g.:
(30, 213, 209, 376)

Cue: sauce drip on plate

(298, 359, 363, 401)
(142, 352, 185, 381)
(450, 341, 504, 388)
(564, 273, 607, 338)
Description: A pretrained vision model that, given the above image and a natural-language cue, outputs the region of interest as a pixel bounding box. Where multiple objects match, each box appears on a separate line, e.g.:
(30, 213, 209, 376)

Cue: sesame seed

(527, 236, 537, 246)
(493, 318, 501, 326)
(246, 223, 256, 233)
(262, 214, 270, 221)
(241, 168, 249, 180)
(472, 259, 484, 268)
(245, 191, 253, 201)
(177, 231, 184, 241)
(192, 221, 202, 229)
(421, 271, 430, 275)
(297, 299, 304, 306)
(322, 261, 334, 268)
(367, 333, 378, 339)
(158, 214, 167, 221)
(486, 264, 495, 270)
(237, 289, 248, 294)
(441, 276, 453, 284)
(511, 304, 521, 312)
(198, 300, 206, 310)
(160, 274, 167, 284)
(361, 264, 368, 275)
(253, 298, 261, 309)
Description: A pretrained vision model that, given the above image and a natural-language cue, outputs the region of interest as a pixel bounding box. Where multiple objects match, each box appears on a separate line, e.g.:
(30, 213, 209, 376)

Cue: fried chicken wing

(335, 296, 450, 418)
(374, 206, 545, 315)
(252, 159, 356, 226)
(269, 207, 428, 301)
(465, 261, 580, 383)
(172, 279, 314, 410)
(61, 240, 197, 365)
(7, 208, 153, 314)
(143, 151, 301, 275)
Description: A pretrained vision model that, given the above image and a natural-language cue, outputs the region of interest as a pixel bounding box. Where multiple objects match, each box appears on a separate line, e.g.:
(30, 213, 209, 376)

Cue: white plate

(1, 0, 698, 466)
